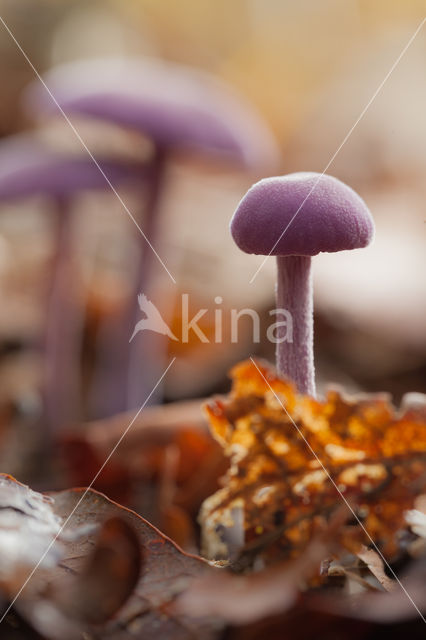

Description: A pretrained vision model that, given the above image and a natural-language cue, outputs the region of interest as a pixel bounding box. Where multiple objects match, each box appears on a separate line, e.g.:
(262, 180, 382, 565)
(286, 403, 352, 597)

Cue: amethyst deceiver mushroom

(25, 57, 280, 413)
(230, 172, 375, 397)
(0, 134, 145, 430)
(24, 57, 279, 169)
(0, 137, 143, 198)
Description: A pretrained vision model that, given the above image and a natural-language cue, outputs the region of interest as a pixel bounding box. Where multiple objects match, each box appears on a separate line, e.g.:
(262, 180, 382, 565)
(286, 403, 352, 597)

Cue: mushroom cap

(24, 57, 280, 170)
(0, 135, 143, 200)
(230, 172, 374, 256)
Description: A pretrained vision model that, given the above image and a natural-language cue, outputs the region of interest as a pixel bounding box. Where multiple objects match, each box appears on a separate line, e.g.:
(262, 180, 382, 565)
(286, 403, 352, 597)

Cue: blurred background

(0, 0, 424, 514)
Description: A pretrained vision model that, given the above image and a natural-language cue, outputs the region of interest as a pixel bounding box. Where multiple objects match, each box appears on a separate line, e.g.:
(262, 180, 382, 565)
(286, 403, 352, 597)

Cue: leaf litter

(0, 358, 425, 638)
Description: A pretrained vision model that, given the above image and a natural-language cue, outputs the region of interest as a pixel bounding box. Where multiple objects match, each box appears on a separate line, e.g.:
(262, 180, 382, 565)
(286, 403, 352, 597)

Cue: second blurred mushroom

(25, 56, 280, 413)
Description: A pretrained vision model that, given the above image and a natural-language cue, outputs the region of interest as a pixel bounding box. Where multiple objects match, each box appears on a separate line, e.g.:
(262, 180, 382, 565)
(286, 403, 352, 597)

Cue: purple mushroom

(0, 133, 146, 430)
(24, 57, 280, 414)
(0, 136, 143, 198)
(25, 57, 279, 169)
(230, 172, 375, 397)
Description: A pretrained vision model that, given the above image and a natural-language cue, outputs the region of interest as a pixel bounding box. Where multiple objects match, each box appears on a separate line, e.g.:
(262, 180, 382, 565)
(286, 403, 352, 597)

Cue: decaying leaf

(312, 556, 426, 624)
(200, 360, 426, 563)
(0, 475, 217, 640)
(175, 506, 347, 625)
(356, 546, 395, 591)
(177, 504, 426, 632)
(0, 474, 63, 596)
(52, 516, 141, 625)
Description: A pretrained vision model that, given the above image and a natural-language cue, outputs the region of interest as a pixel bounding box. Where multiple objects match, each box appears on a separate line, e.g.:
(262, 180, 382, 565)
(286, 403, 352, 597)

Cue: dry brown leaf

(175, 507, 347, 625)
(356, 546, 395, 591)
(311, 557, 426, 624)
(0, 474, 64, 596)
(200, 359, 426, 563)
(52, 517, 141, 625)
(0, 475, 218, 640)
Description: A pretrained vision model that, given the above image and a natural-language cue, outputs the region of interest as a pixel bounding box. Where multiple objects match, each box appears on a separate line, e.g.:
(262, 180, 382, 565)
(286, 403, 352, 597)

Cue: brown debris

(200, 359, 426, 563)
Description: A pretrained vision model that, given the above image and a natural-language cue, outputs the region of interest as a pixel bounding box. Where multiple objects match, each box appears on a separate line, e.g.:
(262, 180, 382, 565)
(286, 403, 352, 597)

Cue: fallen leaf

(356, 546, 395, 591)
(200, 360, 426, 563)
(311, 556, 426, 624)
(175, 507, 347, 625)
(0, 474, 63, 596)
(0, 475, 218, 640)
(53, 516, 141, 625)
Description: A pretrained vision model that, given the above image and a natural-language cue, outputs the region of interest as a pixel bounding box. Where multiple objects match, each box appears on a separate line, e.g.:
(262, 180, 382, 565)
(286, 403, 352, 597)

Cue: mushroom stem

(45, 197, 82, 430)
(276, 255, 315, 397)
(91, 148, 167, 417)
(126, 146, 167, 409)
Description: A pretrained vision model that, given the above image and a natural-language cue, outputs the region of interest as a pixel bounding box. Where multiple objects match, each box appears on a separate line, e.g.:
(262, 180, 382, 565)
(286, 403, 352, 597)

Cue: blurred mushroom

(230, 172, 374, 396)
(24, 56, 281, 414)
(0, 133, 145, 432)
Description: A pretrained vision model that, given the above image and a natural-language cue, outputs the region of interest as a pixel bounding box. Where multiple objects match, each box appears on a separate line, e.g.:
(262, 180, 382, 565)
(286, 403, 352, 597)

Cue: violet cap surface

(230, 172, 374, 256)
(0, 135, 143, 200)
(24, 57, 280, 169)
